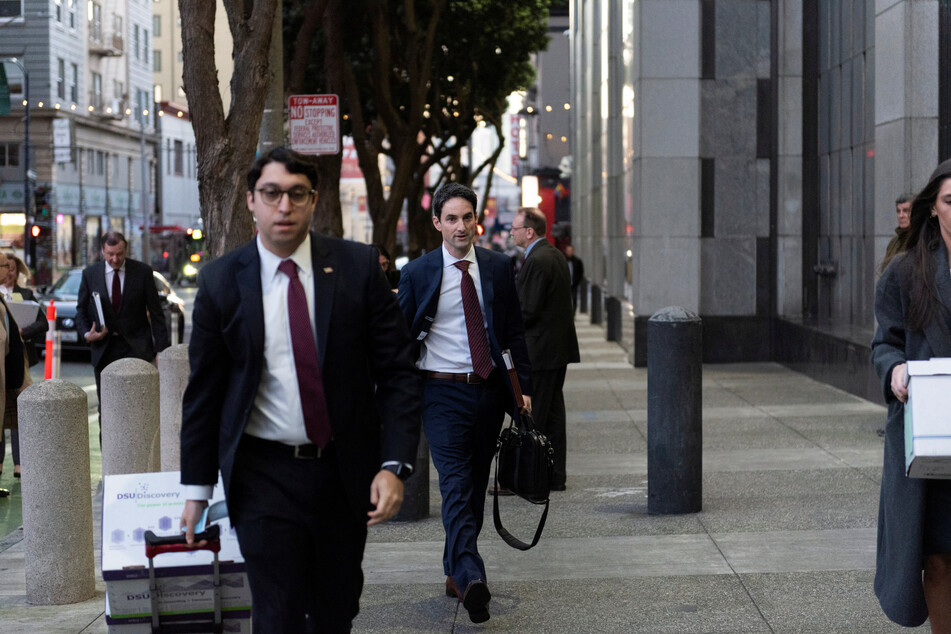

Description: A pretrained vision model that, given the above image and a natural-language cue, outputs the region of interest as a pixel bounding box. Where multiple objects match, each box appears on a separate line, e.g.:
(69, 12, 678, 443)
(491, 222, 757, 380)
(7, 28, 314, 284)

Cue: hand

(84, 324, 108, 342)
(891, 362, 908, 403)
(367, 470, 403, 527)
(180, 499, 209, 546)
(521, 395, 532, 415)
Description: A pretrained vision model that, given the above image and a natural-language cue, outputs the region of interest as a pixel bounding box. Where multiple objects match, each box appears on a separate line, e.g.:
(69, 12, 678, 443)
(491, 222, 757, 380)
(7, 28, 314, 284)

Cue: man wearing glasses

(179, 147, 420, 631)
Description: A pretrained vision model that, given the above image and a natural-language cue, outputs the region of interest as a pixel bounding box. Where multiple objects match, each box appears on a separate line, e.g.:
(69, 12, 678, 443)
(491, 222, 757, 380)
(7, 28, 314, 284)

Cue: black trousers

(229, 435, 367, 633)
(530, 366, 568, 487)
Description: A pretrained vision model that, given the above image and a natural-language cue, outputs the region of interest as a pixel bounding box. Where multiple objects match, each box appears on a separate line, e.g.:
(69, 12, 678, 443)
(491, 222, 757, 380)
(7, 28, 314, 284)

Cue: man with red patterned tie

(75, 231, 169, 433)
(398, 182, 533, 624)
(179, 147, 420, 632)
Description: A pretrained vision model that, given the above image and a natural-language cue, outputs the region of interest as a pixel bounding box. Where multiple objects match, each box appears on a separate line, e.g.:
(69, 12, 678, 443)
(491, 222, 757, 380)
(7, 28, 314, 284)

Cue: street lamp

(0, 57, 32, 270)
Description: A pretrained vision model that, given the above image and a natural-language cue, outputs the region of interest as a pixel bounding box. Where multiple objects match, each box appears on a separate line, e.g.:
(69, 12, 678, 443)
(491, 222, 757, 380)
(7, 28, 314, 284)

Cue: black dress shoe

(0, 488, 9, 498)
(462, 579, 491, 623)
(445, 576, 460, 598)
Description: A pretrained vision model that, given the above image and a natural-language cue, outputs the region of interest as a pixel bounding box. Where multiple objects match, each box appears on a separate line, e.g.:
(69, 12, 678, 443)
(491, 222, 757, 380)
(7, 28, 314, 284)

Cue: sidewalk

(0, 316, 917, 632)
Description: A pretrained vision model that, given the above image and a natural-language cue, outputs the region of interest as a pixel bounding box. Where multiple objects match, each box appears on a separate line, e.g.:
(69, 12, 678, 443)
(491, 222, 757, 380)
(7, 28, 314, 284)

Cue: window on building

(0, 0, 23, 19)
(54, 0, 62, 22)
(68, 0, 75, 28)
(70, 64, 78, 102)
(134, 24, 140, 60)
(143, 31, 149, 63)
(152, 14, 160, 37)
(57, 58, 66, 99)
(153, 50, 161, 71)
(88, 1, 102, 41)
(0, 143, 20, 167)
(174, 140, 184, 176)
(114, 79, 123, 101)
(90, 71, 102, 108)
(153, 83, 162, 104)
(97, 150, 105, 176)
(87, 149, 94, 175)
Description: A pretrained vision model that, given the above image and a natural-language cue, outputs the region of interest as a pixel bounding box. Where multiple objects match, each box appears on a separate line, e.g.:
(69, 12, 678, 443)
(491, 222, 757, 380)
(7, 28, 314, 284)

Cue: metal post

(647, 306, 702, 515)
(2, 58, 32, 270)
(141, 110, 150, 265)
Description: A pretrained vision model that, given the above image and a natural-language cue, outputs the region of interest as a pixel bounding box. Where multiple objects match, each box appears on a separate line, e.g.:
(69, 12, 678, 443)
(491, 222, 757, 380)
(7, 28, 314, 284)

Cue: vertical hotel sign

(289, 94, 339, 155)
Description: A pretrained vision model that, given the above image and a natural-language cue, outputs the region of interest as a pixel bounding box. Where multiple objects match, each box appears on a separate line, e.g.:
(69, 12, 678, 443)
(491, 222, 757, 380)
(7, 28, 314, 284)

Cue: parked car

(37, 268, 186, 351)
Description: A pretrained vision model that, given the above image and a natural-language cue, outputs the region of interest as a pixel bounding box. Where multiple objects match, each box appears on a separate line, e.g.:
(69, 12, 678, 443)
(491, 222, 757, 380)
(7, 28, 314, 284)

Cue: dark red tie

(453, 260, 493, 379)
(278, 260, 332, 447)
(111, 270, 121, 313)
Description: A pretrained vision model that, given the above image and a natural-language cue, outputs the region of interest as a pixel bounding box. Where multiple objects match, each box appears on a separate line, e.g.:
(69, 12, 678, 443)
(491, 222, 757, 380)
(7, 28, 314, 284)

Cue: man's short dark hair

(432, 182, 477, 219)
(896, 192, 916, 205)
(101, 231, 127, 249)
(247, 147, 319, 193)
(518, 207, 546, 235)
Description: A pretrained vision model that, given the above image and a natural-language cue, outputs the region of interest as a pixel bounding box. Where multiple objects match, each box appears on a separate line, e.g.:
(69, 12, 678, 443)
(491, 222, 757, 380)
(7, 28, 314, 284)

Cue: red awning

(147, 224, 188, 234)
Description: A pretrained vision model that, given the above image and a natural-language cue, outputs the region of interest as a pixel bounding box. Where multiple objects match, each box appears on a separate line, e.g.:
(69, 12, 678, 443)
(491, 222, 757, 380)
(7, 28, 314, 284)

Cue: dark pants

(423, 374, 507, 592)
(229, 435, 367, 633)
(530, 366, 568, 487)
(0, 429, 19, 466)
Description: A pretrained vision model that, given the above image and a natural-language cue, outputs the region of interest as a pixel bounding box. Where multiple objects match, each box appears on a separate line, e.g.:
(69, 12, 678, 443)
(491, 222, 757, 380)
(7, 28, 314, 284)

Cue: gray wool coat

(871, 241, 951, 627)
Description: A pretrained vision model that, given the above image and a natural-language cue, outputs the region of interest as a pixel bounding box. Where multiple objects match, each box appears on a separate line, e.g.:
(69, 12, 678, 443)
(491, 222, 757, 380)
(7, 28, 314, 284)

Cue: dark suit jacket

(566, 253, 584, 291)
(397, 246, 533, 409)
(179, 233, 421, 514)
(870, 244, 951, 627)
(75, 259, 169, 370)
(517, 239, 580, 371)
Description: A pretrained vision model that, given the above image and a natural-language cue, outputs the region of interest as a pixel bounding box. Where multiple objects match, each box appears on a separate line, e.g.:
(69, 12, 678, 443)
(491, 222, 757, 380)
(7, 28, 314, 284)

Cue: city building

(569, 0, 951, 399)
(0, 0, 158, 284)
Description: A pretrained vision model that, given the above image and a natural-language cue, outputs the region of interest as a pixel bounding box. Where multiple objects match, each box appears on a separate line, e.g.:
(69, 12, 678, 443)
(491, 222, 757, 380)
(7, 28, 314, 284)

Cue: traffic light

(29, 223, 50, 239)
(34, 186, 50, 218)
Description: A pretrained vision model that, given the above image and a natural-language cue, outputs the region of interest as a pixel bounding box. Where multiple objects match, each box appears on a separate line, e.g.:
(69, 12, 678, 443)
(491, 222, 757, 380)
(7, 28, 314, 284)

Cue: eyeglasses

(511, 225, 526, 232)
(254, 186, 315, 207)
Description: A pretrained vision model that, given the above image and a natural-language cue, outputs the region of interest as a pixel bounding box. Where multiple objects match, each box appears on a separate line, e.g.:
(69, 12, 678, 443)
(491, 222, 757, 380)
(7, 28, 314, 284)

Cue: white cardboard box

(101, 471, 251, 623)
(905, 359, 951, 478)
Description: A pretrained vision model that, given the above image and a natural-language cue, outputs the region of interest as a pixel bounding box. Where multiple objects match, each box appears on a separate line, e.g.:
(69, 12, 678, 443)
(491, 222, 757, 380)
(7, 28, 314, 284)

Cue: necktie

(453, 260, 494, 379)
(278, 260, 332, 447)
(111, 269, 121, 313)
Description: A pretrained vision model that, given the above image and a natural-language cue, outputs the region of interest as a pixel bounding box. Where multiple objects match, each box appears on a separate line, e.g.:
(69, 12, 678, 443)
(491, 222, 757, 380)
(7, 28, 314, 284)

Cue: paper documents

(6, 301, 40, 327)
(92, 291, 106, 327)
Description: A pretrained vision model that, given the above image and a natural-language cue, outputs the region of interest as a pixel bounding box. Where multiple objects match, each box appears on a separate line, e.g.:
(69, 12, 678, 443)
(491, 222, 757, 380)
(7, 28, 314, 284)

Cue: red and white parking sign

(289, 94, 339, 155)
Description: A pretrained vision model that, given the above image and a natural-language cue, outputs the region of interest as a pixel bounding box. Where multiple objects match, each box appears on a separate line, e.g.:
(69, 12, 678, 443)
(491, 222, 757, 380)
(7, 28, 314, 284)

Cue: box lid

(907, 358, 951, 377)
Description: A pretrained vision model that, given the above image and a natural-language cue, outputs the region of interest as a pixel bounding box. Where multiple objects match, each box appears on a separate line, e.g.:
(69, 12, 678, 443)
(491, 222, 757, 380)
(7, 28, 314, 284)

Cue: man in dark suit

(564, 244, 585, 314)
(512, 208, 580, 491)
(180, 147, 420, 632)
(398, 182, 532, 624)
(75, 231, 169, 425)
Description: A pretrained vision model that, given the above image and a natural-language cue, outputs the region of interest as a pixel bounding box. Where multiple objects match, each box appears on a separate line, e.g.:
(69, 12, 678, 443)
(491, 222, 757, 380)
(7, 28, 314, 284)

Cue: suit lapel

(310, 233, 336, 367)
(235, 242, 265, 362)
(475, 247, 495, 331)
(415, 250, 443, 334)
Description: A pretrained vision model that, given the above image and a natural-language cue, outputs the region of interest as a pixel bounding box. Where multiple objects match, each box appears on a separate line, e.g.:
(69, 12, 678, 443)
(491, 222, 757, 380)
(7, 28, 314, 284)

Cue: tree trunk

(180, 0, 278, 258)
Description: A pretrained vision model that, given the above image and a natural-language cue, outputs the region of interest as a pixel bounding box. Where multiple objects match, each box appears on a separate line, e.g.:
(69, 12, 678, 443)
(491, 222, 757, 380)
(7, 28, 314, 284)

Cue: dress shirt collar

(256, 233, 313, 280)
(525, 236, 544, 258)
(441, 242, 476, 269)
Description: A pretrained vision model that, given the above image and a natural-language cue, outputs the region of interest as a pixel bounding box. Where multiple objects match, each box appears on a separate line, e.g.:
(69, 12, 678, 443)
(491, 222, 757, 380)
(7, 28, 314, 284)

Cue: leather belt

(241, 434, 333, 460)
(425, 371, 486, 385)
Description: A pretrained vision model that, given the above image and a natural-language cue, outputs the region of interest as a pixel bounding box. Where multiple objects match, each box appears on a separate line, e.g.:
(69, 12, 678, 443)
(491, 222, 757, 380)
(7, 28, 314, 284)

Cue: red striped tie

(278, 260, 332, 447)
(453, 260, 493, 379)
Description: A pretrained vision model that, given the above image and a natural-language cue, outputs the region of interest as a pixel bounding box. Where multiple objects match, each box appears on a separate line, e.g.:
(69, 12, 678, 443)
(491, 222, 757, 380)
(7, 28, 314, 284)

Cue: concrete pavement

(0, 315, 920, 632)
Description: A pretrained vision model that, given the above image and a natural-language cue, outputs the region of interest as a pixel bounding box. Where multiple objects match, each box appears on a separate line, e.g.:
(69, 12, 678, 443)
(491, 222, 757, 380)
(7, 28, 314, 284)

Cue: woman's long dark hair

(902, 159, 951, 331)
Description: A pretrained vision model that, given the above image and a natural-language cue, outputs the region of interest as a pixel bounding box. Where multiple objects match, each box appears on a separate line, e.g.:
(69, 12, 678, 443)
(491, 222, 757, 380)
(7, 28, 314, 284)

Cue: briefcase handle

(502, 349, 525, 409)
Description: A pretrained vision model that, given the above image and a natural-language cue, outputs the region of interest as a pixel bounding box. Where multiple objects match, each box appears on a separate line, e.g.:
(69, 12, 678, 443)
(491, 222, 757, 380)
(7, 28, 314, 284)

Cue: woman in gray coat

(872, 158, 951, 630)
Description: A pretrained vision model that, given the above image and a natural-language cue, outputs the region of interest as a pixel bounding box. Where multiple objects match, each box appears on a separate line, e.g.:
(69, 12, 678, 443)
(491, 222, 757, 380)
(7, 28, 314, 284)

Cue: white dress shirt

(183, 235, 317, 501)
(417, 244, 494, 373)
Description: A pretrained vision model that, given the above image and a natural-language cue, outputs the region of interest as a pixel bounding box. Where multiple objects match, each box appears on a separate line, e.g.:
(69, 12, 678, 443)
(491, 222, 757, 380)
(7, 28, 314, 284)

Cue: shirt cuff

(381, 460, 413, 474)
(183, 484, 214, 501)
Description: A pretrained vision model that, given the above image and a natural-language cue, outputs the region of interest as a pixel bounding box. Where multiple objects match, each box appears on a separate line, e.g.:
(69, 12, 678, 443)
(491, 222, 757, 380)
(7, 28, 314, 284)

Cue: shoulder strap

(492, 456, 549, 551)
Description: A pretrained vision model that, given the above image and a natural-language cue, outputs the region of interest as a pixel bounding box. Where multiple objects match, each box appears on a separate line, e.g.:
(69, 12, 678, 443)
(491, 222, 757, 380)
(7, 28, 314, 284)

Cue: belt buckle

(466, 372, 478, 384)
(294, 445, 318, 459)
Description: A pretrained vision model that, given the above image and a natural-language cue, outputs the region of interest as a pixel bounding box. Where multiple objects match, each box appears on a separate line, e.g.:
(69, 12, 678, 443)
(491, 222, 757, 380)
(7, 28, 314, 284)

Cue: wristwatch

(381, 462, 413, 481)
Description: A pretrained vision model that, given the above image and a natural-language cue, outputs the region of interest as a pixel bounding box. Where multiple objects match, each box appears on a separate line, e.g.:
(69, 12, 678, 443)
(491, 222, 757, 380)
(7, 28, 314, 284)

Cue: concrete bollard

(101, 358, 161, 476)
(590, 284, 603, 325)
(158, 344, 190, 472)
(647, 306, 702, 515)
(19, 380, 96, 604)
(393, 434, 430, 522)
